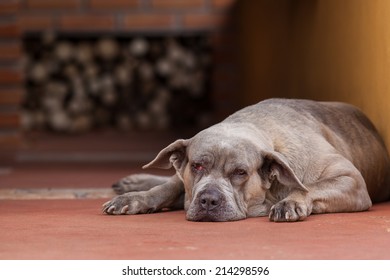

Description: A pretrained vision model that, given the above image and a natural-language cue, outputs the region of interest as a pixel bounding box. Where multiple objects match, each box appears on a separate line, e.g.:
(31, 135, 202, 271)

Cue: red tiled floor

(1, 199, 390, 260)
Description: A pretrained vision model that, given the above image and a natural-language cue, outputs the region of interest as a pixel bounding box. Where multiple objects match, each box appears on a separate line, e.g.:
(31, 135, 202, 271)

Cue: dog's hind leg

(112, 174, 171, 194)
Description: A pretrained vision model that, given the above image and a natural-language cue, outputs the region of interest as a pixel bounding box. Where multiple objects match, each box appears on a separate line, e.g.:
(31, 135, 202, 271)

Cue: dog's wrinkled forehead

(188, 124, 264, 167)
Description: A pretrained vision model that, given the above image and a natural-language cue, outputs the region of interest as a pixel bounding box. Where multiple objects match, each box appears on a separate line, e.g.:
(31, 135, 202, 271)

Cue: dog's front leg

(102, 174, 184, 215)
(269, 155, 372, 222)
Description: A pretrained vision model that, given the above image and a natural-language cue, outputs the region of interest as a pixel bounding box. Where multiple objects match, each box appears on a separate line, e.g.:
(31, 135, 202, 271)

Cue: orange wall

(238, 0, 390, 148)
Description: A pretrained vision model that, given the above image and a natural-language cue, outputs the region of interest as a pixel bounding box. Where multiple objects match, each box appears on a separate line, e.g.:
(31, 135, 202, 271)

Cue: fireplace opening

(22, 32, 214, 134)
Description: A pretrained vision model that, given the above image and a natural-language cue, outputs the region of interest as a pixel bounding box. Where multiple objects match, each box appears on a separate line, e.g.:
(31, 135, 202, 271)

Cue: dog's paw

(102, 193, 156, 215)
(269, 200, 309, 222)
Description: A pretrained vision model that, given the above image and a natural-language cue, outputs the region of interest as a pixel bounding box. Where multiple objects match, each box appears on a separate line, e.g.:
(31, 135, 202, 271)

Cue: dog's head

(144, 123, 307, 222)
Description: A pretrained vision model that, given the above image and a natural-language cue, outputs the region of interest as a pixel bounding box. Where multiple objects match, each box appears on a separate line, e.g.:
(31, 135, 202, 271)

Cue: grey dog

(103, 98, 390, 222)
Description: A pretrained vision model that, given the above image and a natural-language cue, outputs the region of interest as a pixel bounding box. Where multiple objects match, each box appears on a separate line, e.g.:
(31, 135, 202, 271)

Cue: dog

(102, 98, 390, 222)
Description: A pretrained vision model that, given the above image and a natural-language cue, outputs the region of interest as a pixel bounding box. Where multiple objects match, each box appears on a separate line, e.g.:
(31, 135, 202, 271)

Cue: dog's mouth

(189, 213, 220, 222)
(187, 210, 246, 222)
(187, 208, 232, 222)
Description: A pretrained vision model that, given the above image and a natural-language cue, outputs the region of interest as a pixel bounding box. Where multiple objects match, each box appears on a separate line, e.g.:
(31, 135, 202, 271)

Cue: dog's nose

(199, 189, 222, 211)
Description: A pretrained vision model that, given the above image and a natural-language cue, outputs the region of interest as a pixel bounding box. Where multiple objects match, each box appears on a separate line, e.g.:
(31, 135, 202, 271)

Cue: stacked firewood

(22, 33, 213, 133)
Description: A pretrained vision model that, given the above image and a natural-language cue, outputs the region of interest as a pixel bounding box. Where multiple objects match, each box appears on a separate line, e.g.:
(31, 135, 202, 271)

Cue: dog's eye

(191, 163, 205, 173)
(232, 169, 247, 177)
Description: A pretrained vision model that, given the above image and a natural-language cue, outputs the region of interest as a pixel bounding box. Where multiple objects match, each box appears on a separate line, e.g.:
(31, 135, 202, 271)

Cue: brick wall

(0, 0, 238, 146)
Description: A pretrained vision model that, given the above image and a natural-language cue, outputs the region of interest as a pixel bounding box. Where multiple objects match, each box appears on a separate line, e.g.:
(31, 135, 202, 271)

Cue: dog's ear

(260, 151, 308, 192)
(143, 139, 189, 171)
